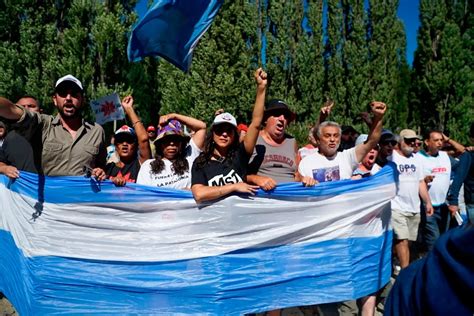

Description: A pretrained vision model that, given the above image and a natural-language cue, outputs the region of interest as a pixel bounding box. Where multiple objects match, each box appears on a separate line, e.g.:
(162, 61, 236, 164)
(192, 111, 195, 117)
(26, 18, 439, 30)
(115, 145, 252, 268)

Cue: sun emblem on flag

(101, 101, 116, 116)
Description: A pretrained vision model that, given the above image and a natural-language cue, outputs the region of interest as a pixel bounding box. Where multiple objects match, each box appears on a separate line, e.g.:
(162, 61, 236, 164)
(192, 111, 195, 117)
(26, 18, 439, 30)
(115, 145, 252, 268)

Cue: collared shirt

(15, 106, 106, 176)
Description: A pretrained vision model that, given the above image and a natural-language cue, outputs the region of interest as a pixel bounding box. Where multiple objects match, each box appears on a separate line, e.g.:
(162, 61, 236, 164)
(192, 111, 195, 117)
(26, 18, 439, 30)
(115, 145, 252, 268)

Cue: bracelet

(132, 120, 142, 127)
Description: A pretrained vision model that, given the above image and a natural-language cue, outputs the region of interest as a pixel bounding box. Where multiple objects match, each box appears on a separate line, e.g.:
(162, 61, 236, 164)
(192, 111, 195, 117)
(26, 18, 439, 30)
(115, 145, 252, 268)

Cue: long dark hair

(150, 138, 189, 176)
(194, 127, 240, 168)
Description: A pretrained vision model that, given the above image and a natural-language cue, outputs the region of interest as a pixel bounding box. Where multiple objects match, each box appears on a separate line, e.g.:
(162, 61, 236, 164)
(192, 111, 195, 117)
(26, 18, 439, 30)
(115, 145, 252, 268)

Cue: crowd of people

(0, 70, 473, 315)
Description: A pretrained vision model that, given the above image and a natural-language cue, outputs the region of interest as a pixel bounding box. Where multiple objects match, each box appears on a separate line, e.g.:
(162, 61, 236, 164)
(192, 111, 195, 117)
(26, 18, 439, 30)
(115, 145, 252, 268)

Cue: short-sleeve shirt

(416, 150, 451, 206)
(389, 151, 424, 213)
(298, 147, 358, 182)
(192, 143, 250, 187)
(14, 106, 106, 176)
(0, 130, 37, 173)
(105, 158, 141, 183)
(137, 139, 201, 189)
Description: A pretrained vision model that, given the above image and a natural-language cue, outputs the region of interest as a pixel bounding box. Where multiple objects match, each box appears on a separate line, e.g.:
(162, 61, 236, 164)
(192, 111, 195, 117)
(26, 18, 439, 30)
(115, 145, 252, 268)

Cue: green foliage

(0, 0, 472, 144)
(158, 0, 259, 126)
(411, 0, 473, 143)
(367, 0, 410, 130)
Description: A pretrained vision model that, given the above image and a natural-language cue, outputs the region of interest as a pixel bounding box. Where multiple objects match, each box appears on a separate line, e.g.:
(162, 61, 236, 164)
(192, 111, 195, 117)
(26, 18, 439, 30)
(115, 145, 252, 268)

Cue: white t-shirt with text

(389, 151, 424, 213)
(137, 139, 201, 189)
(416, 150, 451, 206)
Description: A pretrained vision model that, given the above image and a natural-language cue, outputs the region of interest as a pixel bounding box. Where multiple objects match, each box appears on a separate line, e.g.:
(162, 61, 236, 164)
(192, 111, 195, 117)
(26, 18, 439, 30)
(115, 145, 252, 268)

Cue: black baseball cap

(264, 99, 296, 122)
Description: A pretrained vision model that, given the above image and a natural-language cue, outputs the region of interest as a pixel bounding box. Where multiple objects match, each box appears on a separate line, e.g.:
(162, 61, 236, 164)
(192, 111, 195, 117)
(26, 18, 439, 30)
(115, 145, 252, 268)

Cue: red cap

(147, 125, 156, 132)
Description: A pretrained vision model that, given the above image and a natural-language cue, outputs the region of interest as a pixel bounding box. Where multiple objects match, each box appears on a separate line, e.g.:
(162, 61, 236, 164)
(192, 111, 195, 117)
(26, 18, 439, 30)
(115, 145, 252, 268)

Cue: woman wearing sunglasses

(191, 68, 267, 203)
(136, 113, 206, 189)
(106, 95, 151, 186)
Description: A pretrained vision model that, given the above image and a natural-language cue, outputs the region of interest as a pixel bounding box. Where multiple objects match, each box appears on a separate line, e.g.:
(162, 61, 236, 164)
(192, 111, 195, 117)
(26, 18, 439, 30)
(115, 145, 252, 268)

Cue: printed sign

(90, 93, 124, 125)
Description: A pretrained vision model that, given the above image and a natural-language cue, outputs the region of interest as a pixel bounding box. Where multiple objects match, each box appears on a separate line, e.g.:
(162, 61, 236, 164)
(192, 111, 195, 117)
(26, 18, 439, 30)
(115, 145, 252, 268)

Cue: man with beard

(0, 75, 106, 179)
(389, 129, 433, 269)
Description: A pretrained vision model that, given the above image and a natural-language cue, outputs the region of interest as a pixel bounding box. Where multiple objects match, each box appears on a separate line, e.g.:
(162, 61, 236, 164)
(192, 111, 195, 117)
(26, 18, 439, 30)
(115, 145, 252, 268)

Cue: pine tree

(411, 0, 473, 142)
(325, 0, 347, 123)
(0, 0, 169, 132)
(367, 0, 410, 131)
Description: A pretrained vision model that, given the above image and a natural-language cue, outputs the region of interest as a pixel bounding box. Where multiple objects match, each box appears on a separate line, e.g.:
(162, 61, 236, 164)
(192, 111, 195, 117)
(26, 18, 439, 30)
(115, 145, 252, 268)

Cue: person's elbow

(191, 185, 206, 203)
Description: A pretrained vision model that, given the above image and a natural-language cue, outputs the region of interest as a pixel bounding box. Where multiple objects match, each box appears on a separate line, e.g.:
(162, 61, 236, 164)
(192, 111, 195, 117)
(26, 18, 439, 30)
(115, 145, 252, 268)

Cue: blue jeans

(423, 204, 451, 251)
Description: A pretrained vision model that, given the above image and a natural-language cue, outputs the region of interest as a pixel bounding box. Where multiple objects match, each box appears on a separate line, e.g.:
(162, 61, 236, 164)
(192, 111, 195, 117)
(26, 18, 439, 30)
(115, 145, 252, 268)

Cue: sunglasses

(269, 110, 291, 120)
(213, 124, 235, 136)
(404, 138, 418, 146)
(380, 140, 397, 146)
(115, 135, 136, 144)
(161, 135, 183, 145)
(56, 88, 81, 98)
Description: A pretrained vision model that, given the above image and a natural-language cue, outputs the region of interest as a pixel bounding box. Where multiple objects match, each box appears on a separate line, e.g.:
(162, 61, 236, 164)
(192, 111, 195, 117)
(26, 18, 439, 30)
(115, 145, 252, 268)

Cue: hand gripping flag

(0, 167, 396, 314)
(127, 0, 223, 72)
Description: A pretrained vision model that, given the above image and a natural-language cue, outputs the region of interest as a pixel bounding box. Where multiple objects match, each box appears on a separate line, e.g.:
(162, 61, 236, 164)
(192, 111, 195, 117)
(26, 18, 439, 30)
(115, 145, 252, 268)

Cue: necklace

(215, 156, 225, 163)
(211, 153, 226, 163)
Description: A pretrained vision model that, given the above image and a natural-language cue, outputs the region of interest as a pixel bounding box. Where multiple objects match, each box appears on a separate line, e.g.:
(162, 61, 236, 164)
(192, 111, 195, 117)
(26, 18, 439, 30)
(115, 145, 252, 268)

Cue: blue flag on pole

(127, 0, 223, 72)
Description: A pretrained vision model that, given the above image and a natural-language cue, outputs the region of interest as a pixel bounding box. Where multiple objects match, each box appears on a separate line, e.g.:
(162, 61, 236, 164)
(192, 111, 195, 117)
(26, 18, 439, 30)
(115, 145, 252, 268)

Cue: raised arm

(159, 113, 207, 149)
(315, 100, 334, 130)
(0, 97, 23, 120)
(355, 101, 387, 162)
(121, 95, 151, 164)
(442, 133, 465, 155)
(243, 68, 267, 155)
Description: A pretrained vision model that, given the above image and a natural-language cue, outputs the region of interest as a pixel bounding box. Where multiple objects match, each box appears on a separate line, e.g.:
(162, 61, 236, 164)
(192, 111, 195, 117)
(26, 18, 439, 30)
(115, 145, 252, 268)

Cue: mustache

(63, 102, 77, 108)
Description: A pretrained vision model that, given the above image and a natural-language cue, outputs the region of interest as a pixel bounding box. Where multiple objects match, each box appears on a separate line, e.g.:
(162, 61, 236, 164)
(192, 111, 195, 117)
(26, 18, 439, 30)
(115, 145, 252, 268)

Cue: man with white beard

(389, 129, 434, 269)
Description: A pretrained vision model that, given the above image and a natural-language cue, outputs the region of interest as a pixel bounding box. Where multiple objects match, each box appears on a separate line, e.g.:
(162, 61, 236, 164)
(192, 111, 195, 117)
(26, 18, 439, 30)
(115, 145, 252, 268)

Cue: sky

(136, 0, 420, 65)
(397, 0, 420, 65)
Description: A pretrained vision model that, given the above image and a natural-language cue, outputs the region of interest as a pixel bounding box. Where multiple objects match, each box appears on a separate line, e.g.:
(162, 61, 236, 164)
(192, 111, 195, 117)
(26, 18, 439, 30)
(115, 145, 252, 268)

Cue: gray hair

(316, 121, 341, 138)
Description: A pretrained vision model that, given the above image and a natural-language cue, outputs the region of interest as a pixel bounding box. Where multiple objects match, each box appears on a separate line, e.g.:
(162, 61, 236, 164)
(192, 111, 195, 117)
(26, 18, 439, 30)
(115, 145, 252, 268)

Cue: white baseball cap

(55, 74, 83, 91)
(212, 112, 237, 128)
(355, 134, 369, 146)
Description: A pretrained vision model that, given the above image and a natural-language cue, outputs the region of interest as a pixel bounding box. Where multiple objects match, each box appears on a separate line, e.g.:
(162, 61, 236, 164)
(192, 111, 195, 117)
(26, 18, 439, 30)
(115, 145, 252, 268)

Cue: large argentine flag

(0, 167, 395, 314)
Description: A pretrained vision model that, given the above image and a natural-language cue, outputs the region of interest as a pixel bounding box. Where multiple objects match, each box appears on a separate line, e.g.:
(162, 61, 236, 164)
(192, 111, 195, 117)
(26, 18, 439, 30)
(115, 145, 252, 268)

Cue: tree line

(0, 0, 472, 144)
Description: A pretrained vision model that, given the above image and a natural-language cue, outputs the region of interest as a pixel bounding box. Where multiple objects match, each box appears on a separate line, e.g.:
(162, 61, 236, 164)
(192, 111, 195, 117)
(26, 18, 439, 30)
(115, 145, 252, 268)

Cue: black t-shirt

(106, 158, 140, 183)
(191, 144, 250, 187)
(0, 131, 38, 173)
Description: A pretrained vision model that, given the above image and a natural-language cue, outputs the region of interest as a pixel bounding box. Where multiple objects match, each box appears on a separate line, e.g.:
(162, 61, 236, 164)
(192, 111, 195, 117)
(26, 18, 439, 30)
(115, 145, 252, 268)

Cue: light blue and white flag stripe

(0, 167, 396, 314)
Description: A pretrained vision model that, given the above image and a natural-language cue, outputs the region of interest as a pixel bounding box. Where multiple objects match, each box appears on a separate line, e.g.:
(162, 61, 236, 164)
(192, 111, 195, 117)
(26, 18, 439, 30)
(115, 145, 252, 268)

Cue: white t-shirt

(298, 147, 358, 182)
(137, 139, 201, 189)
(389, 151, 424, 213)
(416, 150, 451, 206)
(298, 145, 319, 160)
